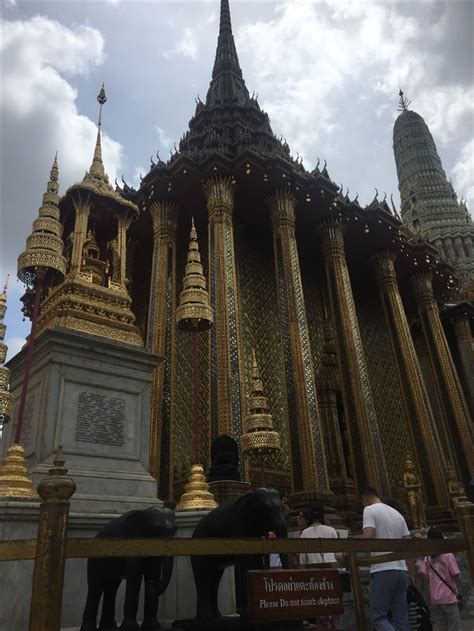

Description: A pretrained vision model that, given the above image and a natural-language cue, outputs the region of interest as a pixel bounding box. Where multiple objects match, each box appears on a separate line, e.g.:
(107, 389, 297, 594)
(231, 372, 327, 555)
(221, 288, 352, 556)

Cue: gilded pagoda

(13, 0, 473, 515)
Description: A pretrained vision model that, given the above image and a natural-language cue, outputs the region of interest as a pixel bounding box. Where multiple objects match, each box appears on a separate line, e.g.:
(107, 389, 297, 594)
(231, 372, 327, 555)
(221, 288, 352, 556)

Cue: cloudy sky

(1, 0, 473, 359)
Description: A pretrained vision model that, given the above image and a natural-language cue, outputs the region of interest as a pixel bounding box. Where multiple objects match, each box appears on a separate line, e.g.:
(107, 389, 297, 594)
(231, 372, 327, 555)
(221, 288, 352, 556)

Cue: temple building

(8, 0, 473, 519)
(394, 91, 474, 299)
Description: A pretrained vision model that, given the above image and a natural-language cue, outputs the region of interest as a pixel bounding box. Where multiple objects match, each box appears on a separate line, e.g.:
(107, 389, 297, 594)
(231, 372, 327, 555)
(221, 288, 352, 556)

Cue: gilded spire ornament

(176, 219, 216, 510)
(176, 218, 213, 331)
(0, 277, 37, 499)
(241, 350, 281, 465)
(0, 276, 14, 428)
(0, 157, 67, 500)
(87, 83, 107, 181)
(17, 154, 66, 288)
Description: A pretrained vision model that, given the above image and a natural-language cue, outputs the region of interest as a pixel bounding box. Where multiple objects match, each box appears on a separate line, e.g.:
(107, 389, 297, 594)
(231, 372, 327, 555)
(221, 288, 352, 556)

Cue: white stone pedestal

(2, 326, 162, 514)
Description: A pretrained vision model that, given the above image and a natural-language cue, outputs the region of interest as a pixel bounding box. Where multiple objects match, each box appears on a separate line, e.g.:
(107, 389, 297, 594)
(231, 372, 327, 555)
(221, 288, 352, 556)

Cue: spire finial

(206, 0, 250, 106)
(88, 84, 107, 180)
(398, 88, 411, 112)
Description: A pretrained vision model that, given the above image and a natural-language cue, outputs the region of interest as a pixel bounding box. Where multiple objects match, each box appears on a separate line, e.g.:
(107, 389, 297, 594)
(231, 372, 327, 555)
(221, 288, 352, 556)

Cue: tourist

(416, 528, 461, 631)
(298, 504, 340, 630)
(298, 503, 338, 566)
(362, 486, 410, 630)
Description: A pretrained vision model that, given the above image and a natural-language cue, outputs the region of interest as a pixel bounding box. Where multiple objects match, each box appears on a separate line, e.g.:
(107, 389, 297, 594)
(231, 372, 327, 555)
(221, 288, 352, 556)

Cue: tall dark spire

(206, 0, 250, 106)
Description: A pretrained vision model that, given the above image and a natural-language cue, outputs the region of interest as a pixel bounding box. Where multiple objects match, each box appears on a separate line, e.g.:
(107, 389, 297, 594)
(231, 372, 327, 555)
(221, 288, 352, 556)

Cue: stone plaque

(75, 391, 126, 447)
(248, 569, 343, 622)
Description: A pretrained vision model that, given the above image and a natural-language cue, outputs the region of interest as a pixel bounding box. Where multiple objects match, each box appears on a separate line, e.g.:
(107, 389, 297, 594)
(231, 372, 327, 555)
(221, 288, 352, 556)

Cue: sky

(1, 0, 473, 359)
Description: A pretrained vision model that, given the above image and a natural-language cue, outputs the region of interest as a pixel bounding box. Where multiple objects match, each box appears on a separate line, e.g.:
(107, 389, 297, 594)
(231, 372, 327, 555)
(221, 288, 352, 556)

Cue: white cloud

(452, 139, 474, 211)
(1, 16, 123, 265)
(154, 125, 173, 154)
(5, 336, 25, 362)
(163, 26, 199, 60)
(236, 0, 473, 203)
(1, 16, 123, 342)
(132, 166, 146, 189)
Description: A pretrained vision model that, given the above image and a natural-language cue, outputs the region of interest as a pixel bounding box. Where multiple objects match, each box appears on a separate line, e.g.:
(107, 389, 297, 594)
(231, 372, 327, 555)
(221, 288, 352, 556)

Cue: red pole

(192, 329, 199, 464)
(14, 278, 43, 444)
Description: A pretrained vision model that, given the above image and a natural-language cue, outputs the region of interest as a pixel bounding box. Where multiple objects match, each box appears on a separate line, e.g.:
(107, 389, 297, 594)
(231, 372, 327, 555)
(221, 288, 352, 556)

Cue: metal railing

(1, 458, 473, 631)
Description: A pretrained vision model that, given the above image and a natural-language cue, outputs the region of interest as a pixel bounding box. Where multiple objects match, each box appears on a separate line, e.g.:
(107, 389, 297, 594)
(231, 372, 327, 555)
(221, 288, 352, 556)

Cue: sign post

(248, 569, 343, 623)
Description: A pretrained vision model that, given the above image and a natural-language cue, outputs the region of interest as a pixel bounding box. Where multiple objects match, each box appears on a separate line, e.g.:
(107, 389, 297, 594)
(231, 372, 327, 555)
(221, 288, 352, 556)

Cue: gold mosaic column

(452, 313, 474, 418)
(317, 313, 355, 499)
(268, 191, 331, 502)
(147, 201, 178, 485)
(116, 215, 131, 287)
(372, 251, 449, 506)
(318, 219, 390, 496)
(411, 271, 474, 476)
(69, 199, 90, 276)
(204, 177, 244, 441)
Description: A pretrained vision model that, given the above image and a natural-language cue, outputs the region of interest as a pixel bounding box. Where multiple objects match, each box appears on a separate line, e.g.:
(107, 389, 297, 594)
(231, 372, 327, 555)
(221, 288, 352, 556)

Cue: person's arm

(362, 507, 376, 538)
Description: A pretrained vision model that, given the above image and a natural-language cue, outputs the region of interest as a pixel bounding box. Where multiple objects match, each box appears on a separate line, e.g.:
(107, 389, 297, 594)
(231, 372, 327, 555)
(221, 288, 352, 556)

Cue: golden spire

(87, 83, 107, 180)
(176, 218, 213, 331)
(17, 155, 67, 287)
(0, 275, 14, 428)
(0, 276, 37, 499)
(240, 350, 281, 461)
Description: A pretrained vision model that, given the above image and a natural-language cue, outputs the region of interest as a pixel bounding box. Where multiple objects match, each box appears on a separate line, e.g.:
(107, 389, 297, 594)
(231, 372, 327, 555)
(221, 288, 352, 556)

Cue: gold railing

(1, 452, 473, 631)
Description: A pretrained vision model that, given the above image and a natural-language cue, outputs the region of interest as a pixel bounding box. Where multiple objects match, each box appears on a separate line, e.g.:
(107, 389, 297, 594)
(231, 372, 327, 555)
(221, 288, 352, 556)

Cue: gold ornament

(402, 453, 427, 529)
(0, 276, 13, 427)
(176, 218, 213, 331)
(17, 155, 67, 286)
(176, 464, 217, 511)
(241, 350, 281, 462)
(0, 444, 38, 499)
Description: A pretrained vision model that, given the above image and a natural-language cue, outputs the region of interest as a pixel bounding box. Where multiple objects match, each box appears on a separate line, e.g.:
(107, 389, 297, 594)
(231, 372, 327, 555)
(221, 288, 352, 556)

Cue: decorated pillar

(147, 201, 178, 487)
(318, 219, 390, 496)
(317, 311, 355, 500)
(411, 271, 474, 477)
(372, 251, 449, 506)
(69, 199, 90, 277)
(268, 191, 330, 503)
(203, 177, 244, 442)
(452, 312, 474, 418)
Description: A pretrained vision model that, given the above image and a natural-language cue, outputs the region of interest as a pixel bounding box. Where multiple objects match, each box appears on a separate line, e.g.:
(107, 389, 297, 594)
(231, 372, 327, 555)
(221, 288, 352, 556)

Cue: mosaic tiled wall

(235, 225, 291, 482)
(356, 288, 416, 489)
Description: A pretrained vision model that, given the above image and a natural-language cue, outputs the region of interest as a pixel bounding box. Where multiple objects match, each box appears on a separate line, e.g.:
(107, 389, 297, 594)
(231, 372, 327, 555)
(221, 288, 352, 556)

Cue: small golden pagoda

(241, 350, 281, 464)
(35, 85, 143, 345)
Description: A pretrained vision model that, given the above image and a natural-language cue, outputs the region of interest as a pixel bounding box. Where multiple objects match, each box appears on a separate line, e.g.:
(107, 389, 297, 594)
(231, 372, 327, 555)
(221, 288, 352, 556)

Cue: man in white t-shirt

(362, 486, 410, 630)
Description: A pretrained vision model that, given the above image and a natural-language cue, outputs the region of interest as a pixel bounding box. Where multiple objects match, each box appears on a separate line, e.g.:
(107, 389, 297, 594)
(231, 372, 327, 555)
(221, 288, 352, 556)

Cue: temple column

(147, 201, 178, 488)
(116, 215, 131, 287)
(69, 199, 90, 276)
(318, 219, 390, 496)
(204, 177, 244, 442)
(411, 271, 474, 478)
(452, 313, 474, 418)
(372, 251, 449, 506)
(317, 314, 356, 501)
(268, 191, 331, 503)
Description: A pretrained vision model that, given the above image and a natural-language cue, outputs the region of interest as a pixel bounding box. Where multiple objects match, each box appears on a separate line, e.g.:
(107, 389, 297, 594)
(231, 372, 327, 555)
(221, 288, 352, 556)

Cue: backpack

(407, 584, 432, 630)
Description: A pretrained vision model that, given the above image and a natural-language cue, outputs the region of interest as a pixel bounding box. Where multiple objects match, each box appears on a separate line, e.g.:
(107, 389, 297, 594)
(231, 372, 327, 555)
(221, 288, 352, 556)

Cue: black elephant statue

(80, 506, 177, 631)
(191, 487, 288, 621)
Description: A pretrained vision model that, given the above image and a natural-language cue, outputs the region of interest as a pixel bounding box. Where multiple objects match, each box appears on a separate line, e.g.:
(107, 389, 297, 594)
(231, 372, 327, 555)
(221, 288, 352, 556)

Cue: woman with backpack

(416, 527, 462, 630)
